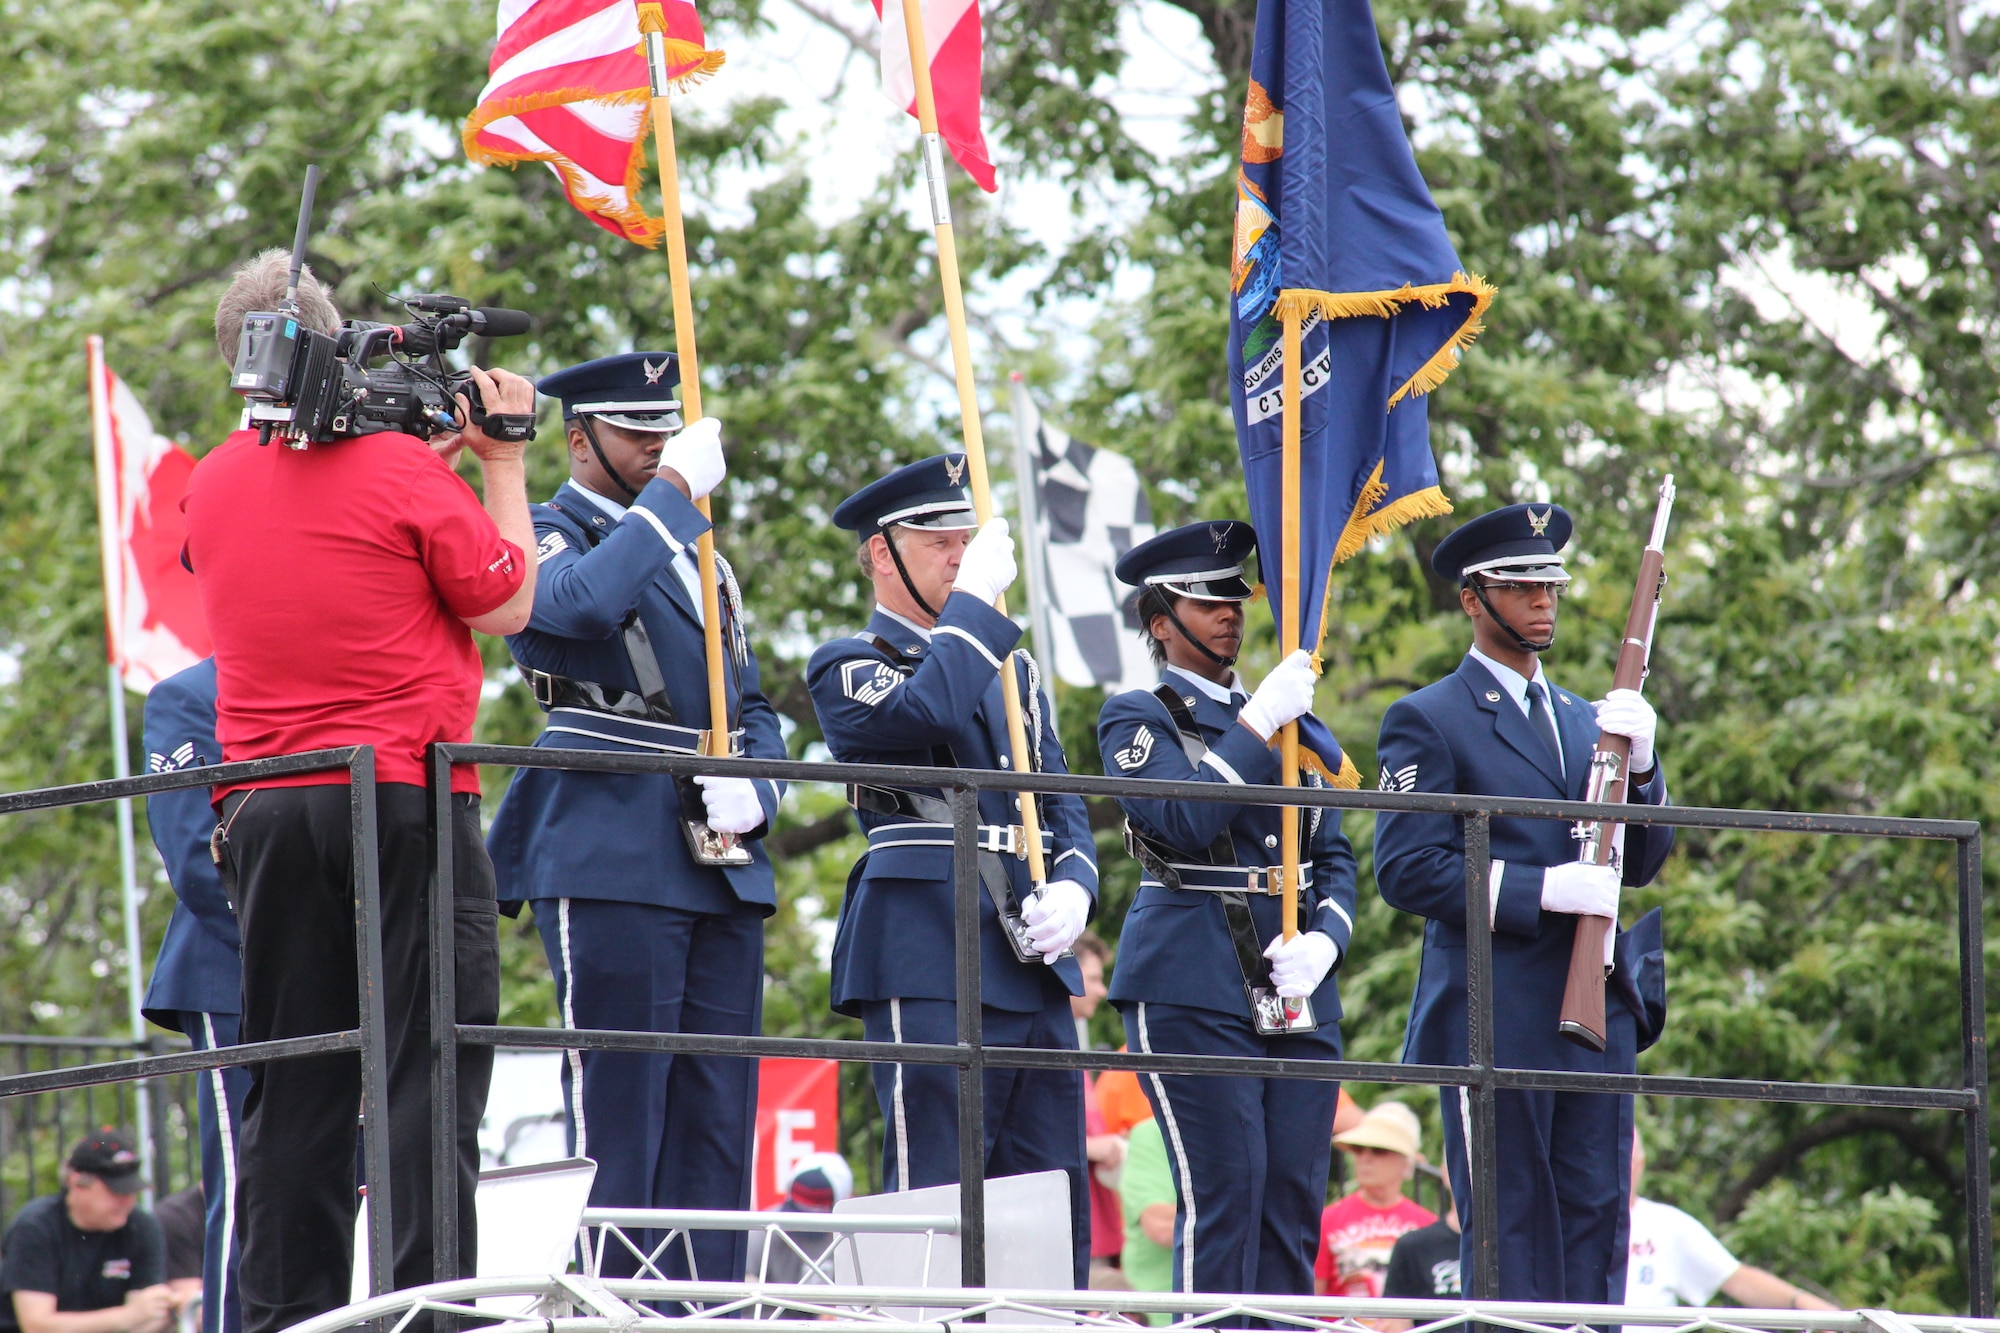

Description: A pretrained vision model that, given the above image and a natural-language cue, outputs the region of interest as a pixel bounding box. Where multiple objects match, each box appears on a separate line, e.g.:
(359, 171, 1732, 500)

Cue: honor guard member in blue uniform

(139, 659, 245, 1333)
(1095, 521, 1360, 1299)
(487, 352, 783, 1284)
(1374, 503, 1672, 1305)
(806, 456, 1098, 1288)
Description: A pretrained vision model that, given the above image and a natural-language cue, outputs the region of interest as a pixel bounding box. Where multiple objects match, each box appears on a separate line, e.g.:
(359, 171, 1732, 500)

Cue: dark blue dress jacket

(139, 659, 241, 1028)
(1097, 678, 1358, 1022)
(1375, 655, 1672, 1073)
(805, 595, 1097, 1015)
(488, 478, 784, 917)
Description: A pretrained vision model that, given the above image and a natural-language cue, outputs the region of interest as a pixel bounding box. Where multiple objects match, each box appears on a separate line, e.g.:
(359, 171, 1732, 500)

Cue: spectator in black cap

(0, 1132, 175, 1333)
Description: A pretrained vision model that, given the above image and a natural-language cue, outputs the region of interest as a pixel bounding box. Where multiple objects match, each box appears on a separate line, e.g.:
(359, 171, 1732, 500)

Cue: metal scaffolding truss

(279, 1274, 2000, 1333)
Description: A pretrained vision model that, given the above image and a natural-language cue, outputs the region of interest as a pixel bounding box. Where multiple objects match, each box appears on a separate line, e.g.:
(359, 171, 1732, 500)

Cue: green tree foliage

(2, 0, 1995, 1304)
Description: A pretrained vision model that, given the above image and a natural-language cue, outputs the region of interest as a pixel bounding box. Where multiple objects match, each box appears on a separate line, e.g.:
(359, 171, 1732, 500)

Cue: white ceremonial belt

(543, 707, 713, 754)
(1146, 863, 1315, 895)
(865, 820, 1055, 860)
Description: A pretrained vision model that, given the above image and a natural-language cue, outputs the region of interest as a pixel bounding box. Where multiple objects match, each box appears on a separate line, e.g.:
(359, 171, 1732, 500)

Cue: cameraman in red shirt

(185, 250, 536, 1333)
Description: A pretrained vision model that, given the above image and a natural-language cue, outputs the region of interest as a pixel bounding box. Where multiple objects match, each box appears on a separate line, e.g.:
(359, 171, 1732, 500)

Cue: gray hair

(213, 249, 340, 367)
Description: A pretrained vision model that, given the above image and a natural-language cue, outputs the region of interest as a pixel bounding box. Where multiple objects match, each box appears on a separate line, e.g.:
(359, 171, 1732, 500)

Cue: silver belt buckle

(979, 824, 1024, 857)
(1246, 865, 1281, 895)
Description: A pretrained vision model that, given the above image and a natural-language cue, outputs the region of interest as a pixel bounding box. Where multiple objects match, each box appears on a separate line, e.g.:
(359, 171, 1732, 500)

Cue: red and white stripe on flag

(873, 0, 997, 192)
(462, 0, 722, 248)
(87, 337, 211, 695)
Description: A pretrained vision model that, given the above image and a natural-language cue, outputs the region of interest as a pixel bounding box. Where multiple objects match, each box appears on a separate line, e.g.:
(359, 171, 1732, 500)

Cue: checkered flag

(1011, 384, 1157, 693)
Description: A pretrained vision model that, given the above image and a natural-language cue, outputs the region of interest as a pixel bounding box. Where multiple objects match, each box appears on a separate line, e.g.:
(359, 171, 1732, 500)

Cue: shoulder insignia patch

(1379, 762, 1418, 793)
(148, 742, 198, 774)
(1113, 726, 1156, 772)
(536, 530, 568, 563)
(840, 659, 902, 707)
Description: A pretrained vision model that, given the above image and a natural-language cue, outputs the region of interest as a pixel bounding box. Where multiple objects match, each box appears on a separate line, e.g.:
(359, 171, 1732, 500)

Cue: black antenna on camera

(282, 164, 320, 315)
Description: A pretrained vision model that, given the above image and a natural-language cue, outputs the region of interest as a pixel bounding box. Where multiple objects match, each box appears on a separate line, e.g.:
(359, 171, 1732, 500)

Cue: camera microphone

(470, 307, 532, 338)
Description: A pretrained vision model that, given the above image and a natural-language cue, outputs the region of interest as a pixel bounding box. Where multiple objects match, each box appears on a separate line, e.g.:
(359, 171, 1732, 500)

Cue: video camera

(230, 166, 534, 449)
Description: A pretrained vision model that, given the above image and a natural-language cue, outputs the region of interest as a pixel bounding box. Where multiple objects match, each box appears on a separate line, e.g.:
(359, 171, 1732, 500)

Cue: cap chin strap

(578, 416, 643, 501)
(1161, 598, 1238, 669)
(882, 528, 942, 622)
(1469, 579, 1555, 654)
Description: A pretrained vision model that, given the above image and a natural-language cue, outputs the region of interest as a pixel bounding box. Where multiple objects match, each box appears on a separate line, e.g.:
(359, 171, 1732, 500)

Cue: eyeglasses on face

(1475, 578, 1569, 598)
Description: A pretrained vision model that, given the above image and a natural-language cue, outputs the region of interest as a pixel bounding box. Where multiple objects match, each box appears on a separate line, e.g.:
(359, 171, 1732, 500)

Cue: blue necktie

(1525, 682, 1562, 774)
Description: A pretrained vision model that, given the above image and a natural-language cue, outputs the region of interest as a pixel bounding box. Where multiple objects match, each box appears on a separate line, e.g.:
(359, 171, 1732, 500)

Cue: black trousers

(222, 783, 499, 1333)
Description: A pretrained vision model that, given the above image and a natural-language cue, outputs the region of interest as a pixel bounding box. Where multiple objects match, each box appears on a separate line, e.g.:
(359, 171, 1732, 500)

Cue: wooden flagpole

(1277, 307, 1304, 940)
(894, 0, 1049, 888)
(638, 3, 731, 759)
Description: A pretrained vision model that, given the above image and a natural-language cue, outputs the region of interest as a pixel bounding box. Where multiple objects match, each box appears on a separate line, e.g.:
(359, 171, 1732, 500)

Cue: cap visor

(1158, 575, 1254, 601)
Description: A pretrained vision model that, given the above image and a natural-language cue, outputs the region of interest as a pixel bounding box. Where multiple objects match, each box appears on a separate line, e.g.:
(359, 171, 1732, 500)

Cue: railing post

(428, 744, 460, 1286)
(1462, 810, 1500, 1301)
(349, 749, 395, 1297)
(1958, 832, 1991, 1316)
(949, 783, 987, 1290)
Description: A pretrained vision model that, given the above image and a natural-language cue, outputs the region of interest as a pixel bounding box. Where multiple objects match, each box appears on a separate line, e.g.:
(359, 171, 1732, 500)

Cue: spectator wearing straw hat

(1315, 1102, 1436, 1298)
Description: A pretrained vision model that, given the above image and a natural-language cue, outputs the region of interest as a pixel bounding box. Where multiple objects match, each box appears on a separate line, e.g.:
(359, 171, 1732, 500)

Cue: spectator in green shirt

(1117, 1116, 1175, 1325)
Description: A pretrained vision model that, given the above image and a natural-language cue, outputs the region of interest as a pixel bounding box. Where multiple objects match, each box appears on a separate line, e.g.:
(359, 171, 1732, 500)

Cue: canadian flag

(873, 0, 996, 192)
(88, 337, 211, 694)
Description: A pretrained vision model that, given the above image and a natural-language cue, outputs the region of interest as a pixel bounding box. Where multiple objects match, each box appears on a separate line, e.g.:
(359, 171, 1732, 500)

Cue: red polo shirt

(183, 429, 523, 796)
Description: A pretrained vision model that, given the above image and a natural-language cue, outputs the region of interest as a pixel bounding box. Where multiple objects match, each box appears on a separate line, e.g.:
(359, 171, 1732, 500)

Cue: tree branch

(1713, 1109, 1961, 1222)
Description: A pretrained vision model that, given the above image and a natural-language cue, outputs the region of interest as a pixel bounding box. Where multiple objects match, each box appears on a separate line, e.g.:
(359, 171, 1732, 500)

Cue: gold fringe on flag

(1300, 746, 1363, 789)
(1271, 271, 1492, 658)
(1273, 271, 1496, 410)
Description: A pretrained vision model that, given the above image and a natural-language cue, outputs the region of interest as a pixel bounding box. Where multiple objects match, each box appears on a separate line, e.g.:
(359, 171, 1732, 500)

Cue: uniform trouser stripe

(1137, 1002, 1196, 1293)
(889, 999, 911, 1192)
(558, 898, 588, 1161)
(203, 1015, 238, 1329)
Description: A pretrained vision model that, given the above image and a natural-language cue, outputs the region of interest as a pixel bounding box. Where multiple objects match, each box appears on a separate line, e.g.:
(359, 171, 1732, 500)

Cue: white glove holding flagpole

(954, 517, 1018, 604)
(1020, 880, 1090, 963)
(693, 773, 763, 834)
(1263, 930, 1337, 997)
(659, 416, 726, 500)
(1237, 650, 1317, 741)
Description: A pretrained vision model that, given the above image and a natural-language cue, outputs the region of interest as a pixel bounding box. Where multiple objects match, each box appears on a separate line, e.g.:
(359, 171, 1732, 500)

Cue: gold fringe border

(1300, 747, 1362, 790)
(1273, 271, 1495, 410)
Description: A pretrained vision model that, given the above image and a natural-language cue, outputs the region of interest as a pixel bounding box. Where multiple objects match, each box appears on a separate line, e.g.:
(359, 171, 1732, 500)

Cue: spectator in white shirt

(1627, 1132, 1835, 1310)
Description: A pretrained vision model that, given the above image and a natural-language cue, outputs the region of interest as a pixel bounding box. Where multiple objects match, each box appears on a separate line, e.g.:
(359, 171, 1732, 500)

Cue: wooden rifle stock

(1557, 476, 1675, 1051)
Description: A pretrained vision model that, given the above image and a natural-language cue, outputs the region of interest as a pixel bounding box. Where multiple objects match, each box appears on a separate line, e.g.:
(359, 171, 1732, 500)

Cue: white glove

(658, 416, 726, 500)
(1262, 930, 1338, 998)
(953, 517, 1018, 604)
(692, 773, 764, 834)
(1593, 687, 1656, 773)
(1020, 879, 1090, 964)
(1236, 650, 1317, 741)
(1541, 861, 1620, 918)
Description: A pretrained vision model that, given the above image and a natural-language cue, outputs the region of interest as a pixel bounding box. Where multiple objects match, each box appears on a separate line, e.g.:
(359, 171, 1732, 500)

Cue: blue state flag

(1229, 0, 1493, 664)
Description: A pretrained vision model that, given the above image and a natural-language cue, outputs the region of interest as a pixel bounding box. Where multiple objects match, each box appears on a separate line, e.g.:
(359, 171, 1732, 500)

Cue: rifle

(1558, 475, 1675, 1052)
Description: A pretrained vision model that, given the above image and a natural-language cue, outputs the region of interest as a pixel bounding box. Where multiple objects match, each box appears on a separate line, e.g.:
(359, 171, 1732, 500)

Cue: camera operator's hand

(454, 366, 536, 464)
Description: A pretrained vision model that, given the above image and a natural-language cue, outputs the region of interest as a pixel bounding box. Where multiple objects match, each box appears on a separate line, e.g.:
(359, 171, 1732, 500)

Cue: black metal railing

(0, 742, 1986, 1318)
(0, 1033, 201, 1218)
(0, 749, 398, 1297)
(427, 743, 1993, 1314)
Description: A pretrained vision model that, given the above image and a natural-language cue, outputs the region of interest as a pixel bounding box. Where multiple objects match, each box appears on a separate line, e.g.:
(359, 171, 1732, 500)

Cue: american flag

(872, 0, 996, 192)
(463, 0, 722, 246)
